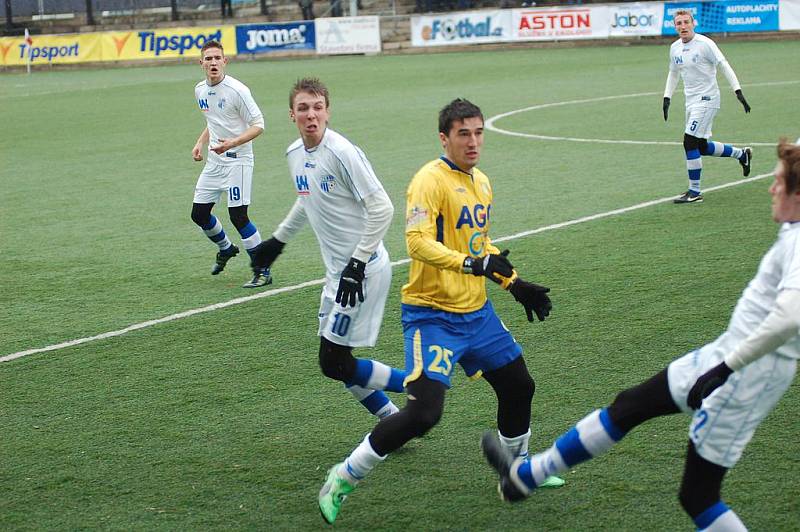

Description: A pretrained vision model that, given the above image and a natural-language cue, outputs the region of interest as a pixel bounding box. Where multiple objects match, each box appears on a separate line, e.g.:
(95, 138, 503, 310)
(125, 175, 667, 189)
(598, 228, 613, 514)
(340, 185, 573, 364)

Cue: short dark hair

(201, 39, 224, 55)
(438, 98, 483, 135)
(290, 77, 330, 109)
(777, 138, 800, 194)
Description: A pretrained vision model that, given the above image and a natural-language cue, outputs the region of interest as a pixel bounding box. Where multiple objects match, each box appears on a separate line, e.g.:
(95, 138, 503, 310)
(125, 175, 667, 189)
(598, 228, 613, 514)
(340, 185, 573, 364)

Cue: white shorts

(684, 104, 719, 139)
(193, 162, 253, 207)
(318, 260, 391, 348)
(668, 333, 796, 468)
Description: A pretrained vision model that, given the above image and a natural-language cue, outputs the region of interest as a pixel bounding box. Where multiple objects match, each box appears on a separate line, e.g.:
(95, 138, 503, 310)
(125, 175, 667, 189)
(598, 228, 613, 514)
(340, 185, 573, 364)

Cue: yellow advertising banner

(101, 26, 237, 61)
(0, 33, 102, 66)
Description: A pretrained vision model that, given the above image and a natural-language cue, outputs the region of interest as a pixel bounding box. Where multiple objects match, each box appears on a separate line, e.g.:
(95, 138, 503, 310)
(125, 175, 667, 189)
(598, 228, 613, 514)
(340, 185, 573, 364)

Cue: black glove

(663, 97, 670, 121)
(463, 249, 514, 283)
(735, 90, 751, 113)
(251, 237, 285, 269)
(509, 278, 552, 322)
(687, 362, 734, 409)
(336, 257, 366, 308)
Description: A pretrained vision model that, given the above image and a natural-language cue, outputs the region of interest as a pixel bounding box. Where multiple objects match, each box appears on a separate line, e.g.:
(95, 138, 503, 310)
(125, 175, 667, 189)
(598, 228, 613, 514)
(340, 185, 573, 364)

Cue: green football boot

(318, 463, 355, 525)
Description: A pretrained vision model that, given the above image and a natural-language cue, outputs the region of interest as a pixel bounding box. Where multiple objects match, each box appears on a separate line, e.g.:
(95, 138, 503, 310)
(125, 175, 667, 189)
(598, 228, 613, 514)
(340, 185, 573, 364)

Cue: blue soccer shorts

(401, 300, 523, 388)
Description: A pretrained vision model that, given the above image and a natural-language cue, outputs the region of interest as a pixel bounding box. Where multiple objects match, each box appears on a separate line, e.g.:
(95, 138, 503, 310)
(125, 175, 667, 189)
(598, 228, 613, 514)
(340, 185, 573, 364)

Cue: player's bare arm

(193, 127, 209, 161)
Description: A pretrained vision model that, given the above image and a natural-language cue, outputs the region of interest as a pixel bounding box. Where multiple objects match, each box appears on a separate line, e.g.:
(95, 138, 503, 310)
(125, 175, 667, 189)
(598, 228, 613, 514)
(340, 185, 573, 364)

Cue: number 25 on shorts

(427, 345, 453, 376)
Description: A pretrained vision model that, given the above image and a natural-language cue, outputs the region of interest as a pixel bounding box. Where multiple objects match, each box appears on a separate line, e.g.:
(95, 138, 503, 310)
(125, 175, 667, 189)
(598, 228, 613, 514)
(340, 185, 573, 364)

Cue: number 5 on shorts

(689, 120, 698, 132)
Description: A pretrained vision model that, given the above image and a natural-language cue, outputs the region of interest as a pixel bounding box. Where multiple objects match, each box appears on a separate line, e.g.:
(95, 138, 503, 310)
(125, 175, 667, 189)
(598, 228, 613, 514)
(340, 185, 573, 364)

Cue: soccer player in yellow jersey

(318, 99, 563, 524)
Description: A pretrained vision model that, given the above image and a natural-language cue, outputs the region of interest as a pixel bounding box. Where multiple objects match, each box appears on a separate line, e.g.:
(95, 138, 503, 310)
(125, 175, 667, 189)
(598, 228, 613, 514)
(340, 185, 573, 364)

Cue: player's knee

(228, 206, 250, 230)
(191, 203, 212, 227)
(683, 134, 701, 152)
(698, 138, 710, 155)
(406, 399, 443, 437)
(318, 337, 356, 382)
(607, 386, 648, 432)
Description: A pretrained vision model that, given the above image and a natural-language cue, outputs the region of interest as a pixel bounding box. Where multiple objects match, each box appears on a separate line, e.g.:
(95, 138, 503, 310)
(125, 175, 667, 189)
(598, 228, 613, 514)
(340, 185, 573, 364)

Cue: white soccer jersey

(194, 75, 264, 165)
(282, 128, 390, 278)
(668, 34, 727, 108)
(725, 222, 800, 360)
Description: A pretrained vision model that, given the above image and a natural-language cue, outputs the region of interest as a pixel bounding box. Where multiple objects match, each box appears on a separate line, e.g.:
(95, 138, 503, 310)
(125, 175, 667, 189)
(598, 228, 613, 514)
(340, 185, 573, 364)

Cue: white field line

(485, 80, 800, 147)
(1, 171, 773, 364)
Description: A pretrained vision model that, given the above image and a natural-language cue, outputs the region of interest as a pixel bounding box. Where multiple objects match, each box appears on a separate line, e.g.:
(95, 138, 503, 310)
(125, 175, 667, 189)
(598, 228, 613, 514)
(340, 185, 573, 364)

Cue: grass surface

(2, 40, 800, 530)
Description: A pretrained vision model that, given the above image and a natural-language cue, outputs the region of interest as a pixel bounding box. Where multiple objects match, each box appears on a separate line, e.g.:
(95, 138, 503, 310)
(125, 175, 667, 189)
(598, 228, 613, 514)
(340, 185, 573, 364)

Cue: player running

(190, 39, 272, 288)
(483, 139, 800, 531)
(663, 10, 752, 204)
(251, 78, 405, 420)
(317, 98, 563, 525)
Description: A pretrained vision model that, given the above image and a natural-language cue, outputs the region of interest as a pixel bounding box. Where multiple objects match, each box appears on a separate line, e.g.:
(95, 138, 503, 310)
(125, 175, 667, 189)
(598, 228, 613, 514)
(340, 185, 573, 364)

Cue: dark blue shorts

(401, 300, 523, 388)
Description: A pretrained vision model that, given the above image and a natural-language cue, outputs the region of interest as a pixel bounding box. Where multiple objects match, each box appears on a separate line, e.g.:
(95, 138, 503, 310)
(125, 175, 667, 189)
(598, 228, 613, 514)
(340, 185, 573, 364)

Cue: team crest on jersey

(406, 205, 428, 227)
(218, 98, 226, 110)
(320, 174, 336, 193)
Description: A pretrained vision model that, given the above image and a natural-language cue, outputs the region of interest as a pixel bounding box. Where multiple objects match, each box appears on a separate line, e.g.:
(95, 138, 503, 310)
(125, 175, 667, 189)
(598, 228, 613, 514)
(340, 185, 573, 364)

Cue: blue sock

(703, 140, 743, 160)
(686, 148, 702, 193)
(201, 215, 233, 251)
(346, 385, 397, 418)
(693, 501, 746, 530)
(237, 222, 263, 255)
(518, 408, 626, 490)
(349, 359, 406, 393)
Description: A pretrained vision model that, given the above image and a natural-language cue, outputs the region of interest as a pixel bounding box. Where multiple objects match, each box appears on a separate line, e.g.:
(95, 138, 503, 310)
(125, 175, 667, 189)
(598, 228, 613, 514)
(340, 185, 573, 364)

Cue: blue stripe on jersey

(238, 222, 257, 239)
(360, 390, 391, 415)
(554, 427, 592, 466)
(201, 215, 218, 231)
(722, 144, 733, 157)
(598, 408, 626, 442)
(436, 214, 444, 244)
(685, 149, 701, 160)
(694, 501, 729, 530)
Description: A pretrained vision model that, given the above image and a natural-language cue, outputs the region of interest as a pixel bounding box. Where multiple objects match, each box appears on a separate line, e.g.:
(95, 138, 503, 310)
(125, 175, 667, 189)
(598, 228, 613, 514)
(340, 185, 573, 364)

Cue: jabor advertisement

(607, 2, 664, 36)
(316, 16, 381, 55)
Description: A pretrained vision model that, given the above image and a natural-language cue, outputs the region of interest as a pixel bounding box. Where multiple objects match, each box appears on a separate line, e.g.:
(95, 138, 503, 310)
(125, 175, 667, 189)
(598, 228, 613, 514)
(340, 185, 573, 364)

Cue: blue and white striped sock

(515, 409, 626, 491)
(702, 141, 743, 160)
(346, 384, 399, 419)
(237, 222, 263, 256)
(694, 502, 746, 531)
(686, 149, 703, 194)
(349, 359, 406, 393)
(201, 215, 233, 252)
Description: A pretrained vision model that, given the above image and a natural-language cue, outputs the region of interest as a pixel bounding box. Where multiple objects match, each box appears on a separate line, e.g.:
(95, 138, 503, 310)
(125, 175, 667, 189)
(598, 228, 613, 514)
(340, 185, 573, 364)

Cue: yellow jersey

(401, 157, 508, 313)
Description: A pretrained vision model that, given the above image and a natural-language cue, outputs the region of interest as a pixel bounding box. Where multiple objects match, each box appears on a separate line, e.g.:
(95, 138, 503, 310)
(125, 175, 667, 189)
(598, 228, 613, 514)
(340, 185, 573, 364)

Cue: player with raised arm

(483, 140, 800, 530)
(663, 10, 752, 204)
(316, 98, 563, 525)
(190, 39, 272, 288)
(251, 78, 405, 420)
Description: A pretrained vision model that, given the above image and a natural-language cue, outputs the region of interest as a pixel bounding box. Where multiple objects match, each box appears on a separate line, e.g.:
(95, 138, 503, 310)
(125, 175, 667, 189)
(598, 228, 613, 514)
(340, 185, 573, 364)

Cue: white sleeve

(706, 39, 727, 65)
(718, 61, 741, 92)
(352, 189, 394, 263)
(664, 70, 679, 98)
(239, 87, 265, 130)
(273, 198, 308, 243)
(724, 289, 800, 371)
